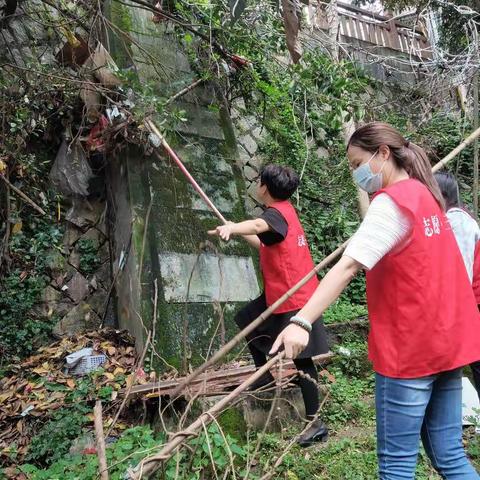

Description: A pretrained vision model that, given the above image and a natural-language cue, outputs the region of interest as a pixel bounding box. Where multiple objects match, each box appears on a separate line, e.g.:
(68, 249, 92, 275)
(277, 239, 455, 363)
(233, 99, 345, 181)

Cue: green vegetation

(0, 220, 63, 363)
(16, 423, 248, 480)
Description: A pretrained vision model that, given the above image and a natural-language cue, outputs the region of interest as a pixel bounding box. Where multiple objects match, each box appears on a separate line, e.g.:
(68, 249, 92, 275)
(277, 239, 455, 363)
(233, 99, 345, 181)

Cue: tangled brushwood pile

(0, 329, 158, 468)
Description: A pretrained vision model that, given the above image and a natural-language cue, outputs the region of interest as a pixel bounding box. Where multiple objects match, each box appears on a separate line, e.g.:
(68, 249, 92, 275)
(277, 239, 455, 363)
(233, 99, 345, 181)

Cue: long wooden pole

(473, 72, 479, 218)
(432, 125, 480, 173)
(146, 120, 227, 224)
(94, 401, 109, 480)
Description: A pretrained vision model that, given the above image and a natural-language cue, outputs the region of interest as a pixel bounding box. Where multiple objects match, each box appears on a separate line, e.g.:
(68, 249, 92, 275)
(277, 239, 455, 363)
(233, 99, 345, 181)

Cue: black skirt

(234, 293, 329, 359)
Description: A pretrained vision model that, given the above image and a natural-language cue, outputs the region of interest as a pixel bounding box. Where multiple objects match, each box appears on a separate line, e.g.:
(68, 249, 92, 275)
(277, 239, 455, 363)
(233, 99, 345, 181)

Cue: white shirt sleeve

(343, 193, 412, 270)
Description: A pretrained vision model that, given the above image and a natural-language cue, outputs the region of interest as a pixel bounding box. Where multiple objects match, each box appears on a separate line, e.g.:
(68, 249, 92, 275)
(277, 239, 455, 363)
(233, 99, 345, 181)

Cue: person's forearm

(241, 234, 261, 249)
(231, 219, 269, 236)
(297, 256, 362, 323)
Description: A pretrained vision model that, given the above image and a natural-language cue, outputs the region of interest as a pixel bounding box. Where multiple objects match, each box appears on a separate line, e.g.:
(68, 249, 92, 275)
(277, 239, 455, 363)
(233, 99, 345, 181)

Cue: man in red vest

(209, 164, 330, 446)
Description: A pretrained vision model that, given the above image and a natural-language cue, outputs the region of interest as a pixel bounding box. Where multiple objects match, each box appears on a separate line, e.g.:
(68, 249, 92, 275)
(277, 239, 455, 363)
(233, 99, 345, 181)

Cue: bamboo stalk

(432, 125, 480, 173)
(130, 353, 286, 479)
(473, 72, 479, 218)
(169, 241, 348, 399)
(94, 401, 109, 480)
(147, 120, 227, 224)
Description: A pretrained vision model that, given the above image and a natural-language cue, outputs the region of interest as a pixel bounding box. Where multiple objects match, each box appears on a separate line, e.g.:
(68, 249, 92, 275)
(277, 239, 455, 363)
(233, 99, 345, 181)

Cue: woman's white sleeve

(343, 193, 412, 270)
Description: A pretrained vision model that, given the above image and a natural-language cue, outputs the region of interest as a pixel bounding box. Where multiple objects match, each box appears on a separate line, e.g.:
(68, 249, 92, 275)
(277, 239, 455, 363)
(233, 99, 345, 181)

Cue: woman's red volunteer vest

(366, 179, 480, 378)
(259, 201, 319, 314)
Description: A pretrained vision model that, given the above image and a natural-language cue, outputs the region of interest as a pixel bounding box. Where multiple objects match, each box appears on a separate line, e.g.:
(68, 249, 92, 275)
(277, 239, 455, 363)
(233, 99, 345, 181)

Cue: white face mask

(352, 150, 384, 193)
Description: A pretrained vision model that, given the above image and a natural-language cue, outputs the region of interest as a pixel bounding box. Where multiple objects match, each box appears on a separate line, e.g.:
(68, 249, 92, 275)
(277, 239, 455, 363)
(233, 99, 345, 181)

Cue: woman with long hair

(270, 122, 480, 479)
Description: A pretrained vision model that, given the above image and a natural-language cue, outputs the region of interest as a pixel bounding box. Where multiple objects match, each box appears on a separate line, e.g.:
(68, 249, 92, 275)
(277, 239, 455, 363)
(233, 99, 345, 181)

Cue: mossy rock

(218, 407, 247, 441)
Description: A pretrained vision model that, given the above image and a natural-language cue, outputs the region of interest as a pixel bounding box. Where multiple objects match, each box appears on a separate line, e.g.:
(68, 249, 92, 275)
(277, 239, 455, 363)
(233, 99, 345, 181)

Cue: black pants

(247, 339, 320, 420)
(471, 361, 480, 400)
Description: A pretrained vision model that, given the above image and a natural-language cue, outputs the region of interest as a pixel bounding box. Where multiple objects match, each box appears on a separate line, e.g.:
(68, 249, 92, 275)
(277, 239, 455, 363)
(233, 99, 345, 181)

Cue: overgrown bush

(0, 222, 63, 363)
(17, 423, 248, 480)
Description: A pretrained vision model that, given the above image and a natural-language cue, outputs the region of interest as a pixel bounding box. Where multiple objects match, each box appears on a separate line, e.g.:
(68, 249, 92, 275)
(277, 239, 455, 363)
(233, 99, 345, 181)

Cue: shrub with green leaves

(0, 222, 63, 362)
(17, 423, 247, 480)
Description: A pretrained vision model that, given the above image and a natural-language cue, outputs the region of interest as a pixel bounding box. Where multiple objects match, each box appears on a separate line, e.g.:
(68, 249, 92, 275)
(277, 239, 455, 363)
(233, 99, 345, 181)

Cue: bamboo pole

(432, 125, 480, 173)
(473, 72, 479, 218)
(146, 120, 227, 224)
(130, 352, 286, 479)
(94, 401, 109, 480)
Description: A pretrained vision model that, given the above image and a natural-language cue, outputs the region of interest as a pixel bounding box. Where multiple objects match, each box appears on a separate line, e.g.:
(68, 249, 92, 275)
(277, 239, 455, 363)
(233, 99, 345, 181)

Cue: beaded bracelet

(289, 315, 312, 333)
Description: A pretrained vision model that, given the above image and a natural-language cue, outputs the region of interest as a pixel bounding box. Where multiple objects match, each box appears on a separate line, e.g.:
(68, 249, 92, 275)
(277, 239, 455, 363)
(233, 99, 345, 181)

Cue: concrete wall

(107, 5, 261, 371)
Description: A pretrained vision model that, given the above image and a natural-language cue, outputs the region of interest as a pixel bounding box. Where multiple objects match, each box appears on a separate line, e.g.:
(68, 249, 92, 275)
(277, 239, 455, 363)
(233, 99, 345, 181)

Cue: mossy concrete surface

(108, 4, 261, 372)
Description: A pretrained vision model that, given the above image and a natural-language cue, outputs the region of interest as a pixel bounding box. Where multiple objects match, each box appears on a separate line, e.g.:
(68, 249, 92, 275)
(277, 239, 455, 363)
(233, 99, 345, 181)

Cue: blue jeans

(376, 368, 479, 479)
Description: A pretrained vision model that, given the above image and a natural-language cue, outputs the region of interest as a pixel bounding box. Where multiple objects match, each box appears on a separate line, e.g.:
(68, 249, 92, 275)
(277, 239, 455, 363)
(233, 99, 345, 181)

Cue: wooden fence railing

(307, 1, 433, 60)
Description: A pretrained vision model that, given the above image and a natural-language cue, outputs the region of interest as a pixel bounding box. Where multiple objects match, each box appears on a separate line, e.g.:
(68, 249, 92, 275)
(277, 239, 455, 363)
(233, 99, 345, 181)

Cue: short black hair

(434, 171, 460, 209)
(259, 164, 300, 200)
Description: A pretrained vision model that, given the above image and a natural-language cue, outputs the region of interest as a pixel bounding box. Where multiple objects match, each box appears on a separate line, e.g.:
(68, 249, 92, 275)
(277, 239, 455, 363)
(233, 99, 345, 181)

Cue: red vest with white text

(366, 179, 480, 378)
(259, 201, 319, 314)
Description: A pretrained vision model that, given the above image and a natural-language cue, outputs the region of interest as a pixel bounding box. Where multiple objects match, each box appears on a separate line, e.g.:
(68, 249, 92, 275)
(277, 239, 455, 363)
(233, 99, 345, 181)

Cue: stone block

(238, 135, 258, 156)
(243, 165, 258, 181)
(66, 199, 105, 229)
(78, 227, 107, 249)
(237, 144, 251, 167)
(233, 97, 246, 112)
(53, 302, 100, 336)
(250, 125, 265, 141)
(316, 147, 329, 160)
(248, 154, 263, 171)
(95, 262, 111, 288)
(87, 287, 108, 315)
(236, 115, 258, 134)
(175, 143, 233, 175)
(40, 286, 62, 304)
(45, 249, 66, 273)
(68, 250, 81, 270)
(247, 181, 262, 205)
(173, 102, 224, 140)
(191, 179, 238, 213)
(159, 253, 260, 303)
(63, 225, 83, 250)
(65, 272, 89, 303)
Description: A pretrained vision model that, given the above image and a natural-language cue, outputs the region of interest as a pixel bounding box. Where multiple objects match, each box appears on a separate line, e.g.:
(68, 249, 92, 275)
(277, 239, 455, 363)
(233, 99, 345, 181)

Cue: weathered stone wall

(0, 1, 112, 338)
(106, 5, 261, 371)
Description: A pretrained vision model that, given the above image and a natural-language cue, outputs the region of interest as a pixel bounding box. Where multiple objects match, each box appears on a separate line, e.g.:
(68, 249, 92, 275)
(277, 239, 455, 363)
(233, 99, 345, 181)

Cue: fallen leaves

(0, 328, 149, 467)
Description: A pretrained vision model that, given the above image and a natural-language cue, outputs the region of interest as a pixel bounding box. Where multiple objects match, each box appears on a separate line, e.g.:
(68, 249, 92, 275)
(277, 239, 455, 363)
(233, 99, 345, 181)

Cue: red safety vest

(259, 201, 319, 313)
(366, 179, 480, 378)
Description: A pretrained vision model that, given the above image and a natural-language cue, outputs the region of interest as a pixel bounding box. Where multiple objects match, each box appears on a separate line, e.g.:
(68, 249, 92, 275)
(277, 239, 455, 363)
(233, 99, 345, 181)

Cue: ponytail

(403, 142, 445, 210)
(348, 122, 445, 210)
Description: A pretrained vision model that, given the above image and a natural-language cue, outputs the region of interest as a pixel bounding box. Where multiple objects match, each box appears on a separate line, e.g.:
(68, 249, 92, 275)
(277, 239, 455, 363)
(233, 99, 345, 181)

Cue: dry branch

(0, 174, 46, 215)
(165, 78, 205, 105)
